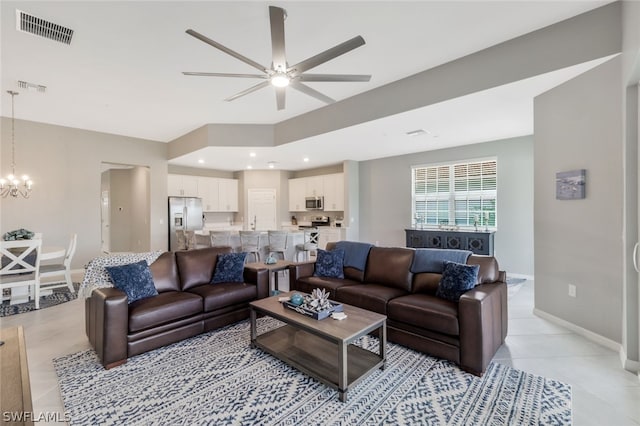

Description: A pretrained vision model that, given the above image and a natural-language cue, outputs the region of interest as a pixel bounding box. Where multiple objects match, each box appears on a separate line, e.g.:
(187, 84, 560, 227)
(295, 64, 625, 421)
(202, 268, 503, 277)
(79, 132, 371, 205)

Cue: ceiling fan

(183, 6, 371, 110)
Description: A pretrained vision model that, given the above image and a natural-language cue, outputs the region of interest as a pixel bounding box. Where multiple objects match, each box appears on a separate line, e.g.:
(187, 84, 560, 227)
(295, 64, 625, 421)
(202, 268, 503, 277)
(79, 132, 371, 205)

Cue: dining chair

(295, 228, 319, 262)
(239, 231, 261, 263)
(0, 238, 42, 308)
(39, 233, 77, 293)
(267, 230, 288, 261)
(210, 231, 231, 247)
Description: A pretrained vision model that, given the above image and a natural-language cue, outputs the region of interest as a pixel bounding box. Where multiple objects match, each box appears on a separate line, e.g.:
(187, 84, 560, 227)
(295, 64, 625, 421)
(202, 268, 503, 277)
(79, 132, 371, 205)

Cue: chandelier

(0, 91, 32, 198)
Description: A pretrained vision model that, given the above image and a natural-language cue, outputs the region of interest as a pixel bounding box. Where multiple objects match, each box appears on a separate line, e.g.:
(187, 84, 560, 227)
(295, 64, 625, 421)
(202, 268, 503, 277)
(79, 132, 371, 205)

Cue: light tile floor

(1, 276, 639, 425)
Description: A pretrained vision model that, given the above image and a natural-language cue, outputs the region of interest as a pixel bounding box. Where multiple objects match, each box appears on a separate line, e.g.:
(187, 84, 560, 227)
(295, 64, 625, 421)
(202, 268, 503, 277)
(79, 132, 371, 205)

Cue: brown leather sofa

(289, 244, 507, 376)
(85, 247, 269, 369)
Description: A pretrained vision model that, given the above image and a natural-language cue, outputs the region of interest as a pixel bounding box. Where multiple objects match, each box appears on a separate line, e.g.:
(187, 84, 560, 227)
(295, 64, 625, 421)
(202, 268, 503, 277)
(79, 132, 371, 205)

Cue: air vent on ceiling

(406, 129, 428, 137)
(16, 9, 74, 45)
(18, 80, 46, 93)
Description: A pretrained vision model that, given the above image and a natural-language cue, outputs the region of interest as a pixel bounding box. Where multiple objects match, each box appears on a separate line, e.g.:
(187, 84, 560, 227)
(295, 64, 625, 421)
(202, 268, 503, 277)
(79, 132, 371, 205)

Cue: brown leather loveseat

(85, 247, 269, 368)
(289, 242, 507, 376)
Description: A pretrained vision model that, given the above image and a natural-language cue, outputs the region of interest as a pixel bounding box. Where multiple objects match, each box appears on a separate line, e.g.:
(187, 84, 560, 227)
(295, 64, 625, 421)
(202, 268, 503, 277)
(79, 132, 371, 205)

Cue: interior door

(247, 188, 277, 230)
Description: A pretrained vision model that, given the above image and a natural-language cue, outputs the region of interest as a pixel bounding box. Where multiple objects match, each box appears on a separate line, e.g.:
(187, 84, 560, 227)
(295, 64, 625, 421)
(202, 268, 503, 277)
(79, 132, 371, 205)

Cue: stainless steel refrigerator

(168, 197, 203, 251)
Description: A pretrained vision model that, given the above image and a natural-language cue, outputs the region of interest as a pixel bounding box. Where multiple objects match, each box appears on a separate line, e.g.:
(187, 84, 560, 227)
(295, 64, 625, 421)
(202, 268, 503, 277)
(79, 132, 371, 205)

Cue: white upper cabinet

(323, 173, 344, 211)
(218, 178, 238, 212)
(168, 174, 198, 197)
(305, 176, 324, 197)
(288, 173, 345, 212)
(197, 177, 219, 211)
(169, 174, 238, 212)
(289, 178, 307, 212)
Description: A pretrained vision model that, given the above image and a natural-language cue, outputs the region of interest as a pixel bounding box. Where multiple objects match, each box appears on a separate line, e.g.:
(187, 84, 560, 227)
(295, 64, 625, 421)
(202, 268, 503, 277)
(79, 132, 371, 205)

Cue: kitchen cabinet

(289, 178, 307, 212)
(323, 173, 344, 211)
(169, 174, 238, 212)
(305, 176, 324, 197)
(218, 178, 238, 212)
(197, 177, 219, 211)
(405, 229, 495, 255)
(168, 174, 198, 197)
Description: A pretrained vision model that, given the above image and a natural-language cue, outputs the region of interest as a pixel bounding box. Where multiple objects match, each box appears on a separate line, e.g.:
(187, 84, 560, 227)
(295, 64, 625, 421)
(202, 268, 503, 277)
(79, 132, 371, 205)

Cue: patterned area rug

(0, 282, 80, 317)
(54, 318, 571, 425)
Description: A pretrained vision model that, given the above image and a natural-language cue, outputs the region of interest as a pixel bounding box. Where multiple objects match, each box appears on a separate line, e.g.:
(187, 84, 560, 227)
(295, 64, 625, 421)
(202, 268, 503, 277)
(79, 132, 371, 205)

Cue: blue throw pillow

(105, 260, 158, 304)
(212, 252, 247, 284)
(314, 248, 345, 279)
(435, 261, 480, 302)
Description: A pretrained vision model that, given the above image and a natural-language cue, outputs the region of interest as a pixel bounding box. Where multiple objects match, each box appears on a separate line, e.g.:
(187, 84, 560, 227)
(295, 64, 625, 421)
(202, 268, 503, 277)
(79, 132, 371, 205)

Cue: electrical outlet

(568, 284, 577, 298)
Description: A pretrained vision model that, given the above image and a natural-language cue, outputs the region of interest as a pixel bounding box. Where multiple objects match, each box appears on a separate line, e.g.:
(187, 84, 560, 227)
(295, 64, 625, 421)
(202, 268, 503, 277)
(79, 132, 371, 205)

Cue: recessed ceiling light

(197, 159, 204, 164)
(249, 152, 256, 157)
(268, 161, 275, 169)
(247, 165, 253, 169)
(303, 157, 310, 163)
(406, 129, 428, 137)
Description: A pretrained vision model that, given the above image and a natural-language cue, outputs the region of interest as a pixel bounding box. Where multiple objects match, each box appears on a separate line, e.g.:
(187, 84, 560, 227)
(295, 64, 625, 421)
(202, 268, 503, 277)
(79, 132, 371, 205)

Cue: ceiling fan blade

(183, 72, 268, 79)
(290, 81, 335, 104)
(275, 87, 286, 110)
(186, 29, 267, 73)
(289, 36, 366, 75)
(224, 81, 271, 102)
(269, 6, 287, 72)
(298, 74, 371, 82)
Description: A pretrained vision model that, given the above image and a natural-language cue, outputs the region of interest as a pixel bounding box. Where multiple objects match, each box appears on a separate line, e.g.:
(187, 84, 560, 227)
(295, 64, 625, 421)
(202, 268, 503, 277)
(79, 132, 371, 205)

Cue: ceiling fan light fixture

(270, 73, 290, 88)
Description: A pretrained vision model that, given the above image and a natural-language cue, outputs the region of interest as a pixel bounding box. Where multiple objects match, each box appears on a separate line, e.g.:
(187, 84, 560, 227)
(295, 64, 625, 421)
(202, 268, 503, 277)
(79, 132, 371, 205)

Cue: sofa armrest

(458, 281, 507, 376)
(288, 262, 316, 291)
(243, 267, 270, 299)
(86, 287, 129, 369)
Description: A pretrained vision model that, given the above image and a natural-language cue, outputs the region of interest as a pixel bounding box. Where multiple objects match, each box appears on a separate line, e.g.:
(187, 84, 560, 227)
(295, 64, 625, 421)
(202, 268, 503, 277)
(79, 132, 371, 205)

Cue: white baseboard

(507, 273, 534, 280)
(533, 308, 622, 353)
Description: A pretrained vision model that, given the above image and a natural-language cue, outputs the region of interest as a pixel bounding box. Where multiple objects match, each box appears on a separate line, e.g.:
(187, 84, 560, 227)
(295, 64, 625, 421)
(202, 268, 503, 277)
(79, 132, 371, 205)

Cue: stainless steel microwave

(305, 196, 324, 210)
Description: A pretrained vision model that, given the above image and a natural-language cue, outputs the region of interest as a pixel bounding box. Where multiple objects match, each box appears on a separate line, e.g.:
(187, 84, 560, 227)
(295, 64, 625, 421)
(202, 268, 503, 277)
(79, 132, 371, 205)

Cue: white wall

(358, 135, 534, 276)
(534, 57, 623, 343)
(0, 119, 167, 269)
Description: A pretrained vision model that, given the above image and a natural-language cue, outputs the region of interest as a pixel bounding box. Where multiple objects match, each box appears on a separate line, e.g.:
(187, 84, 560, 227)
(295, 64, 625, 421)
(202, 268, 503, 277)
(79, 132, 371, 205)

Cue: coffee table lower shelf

(252, 325, 384, 401)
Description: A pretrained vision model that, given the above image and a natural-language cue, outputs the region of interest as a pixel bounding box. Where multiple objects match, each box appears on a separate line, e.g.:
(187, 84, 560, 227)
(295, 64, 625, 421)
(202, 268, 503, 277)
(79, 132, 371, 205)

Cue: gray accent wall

(359, 135, 534, 276)
(0, 118, 168, 269)
(534, 57, 623, 343)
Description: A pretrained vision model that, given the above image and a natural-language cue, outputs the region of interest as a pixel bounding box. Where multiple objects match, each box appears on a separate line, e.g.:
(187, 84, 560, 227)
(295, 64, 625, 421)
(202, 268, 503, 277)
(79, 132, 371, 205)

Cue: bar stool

(295, 228, 318, 261)
(195, 232, 211, 249)
(267, 230, 288, 261)
(239, 231, 261, 263)
(210, 231, 231, 247)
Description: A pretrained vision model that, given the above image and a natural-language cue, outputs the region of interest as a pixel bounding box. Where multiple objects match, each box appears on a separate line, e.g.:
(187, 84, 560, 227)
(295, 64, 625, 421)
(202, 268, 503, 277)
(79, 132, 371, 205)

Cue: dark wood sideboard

(405, 228, 495, 256)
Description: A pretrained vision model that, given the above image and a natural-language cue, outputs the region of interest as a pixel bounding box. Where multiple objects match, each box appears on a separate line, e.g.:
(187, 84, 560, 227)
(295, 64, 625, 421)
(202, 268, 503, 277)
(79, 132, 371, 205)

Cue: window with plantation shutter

(412, 159, 497, 229)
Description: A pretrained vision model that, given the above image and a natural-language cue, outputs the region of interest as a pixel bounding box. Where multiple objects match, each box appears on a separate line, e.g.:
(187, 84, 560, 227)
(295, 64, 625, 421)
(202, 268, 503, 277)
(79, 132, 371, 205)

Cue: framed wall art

(556, 169, 586, 200)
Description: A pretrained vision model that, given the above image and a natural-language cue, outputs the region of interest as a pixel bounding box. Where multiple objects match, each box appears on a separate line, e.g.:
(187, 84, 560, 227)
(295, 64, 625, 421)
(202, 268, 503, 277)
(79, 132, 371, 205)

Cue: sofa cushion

(212, 252, 247, 284)
(128, 291, 203, 333)
(335, 284, 408, 314)
(314, 248, 345, 279)
(412, 272, 442, 295)
(295, 276, 360, 300)
(188, 282, 257, 312)
(364, 247, 415, 291)
(149, 252, 180, 292)
(436, 261, 480, 302)
(105, 260, 158, 303)
(176, 247, 232, 291)
(388, 294, 459, 336)
(467, 255, 500, 284)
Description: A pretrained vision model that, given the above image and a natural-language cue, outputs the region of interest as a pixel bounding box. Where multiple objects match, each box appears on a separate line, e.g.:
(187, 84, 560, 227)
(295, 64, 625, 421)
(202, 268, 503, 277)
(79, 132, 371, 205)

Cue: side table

(245, 260, 293, 295)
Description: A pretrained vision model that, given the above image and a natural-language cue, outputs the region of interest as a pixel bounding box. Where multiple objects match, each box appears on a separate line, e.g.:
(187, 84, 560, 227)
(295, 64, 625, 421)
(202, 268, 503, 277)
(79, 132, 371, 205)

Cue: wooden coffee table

(249, 291, 386, 402)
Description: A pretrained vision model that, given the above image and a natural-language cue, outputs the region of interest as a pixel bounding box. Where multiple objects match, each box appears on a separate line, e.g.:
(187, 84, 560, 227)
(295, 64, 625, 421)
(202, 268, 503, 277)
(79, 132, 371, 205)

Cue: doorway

(247, 188, 277, 230)
(100, 162, 150, 253)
